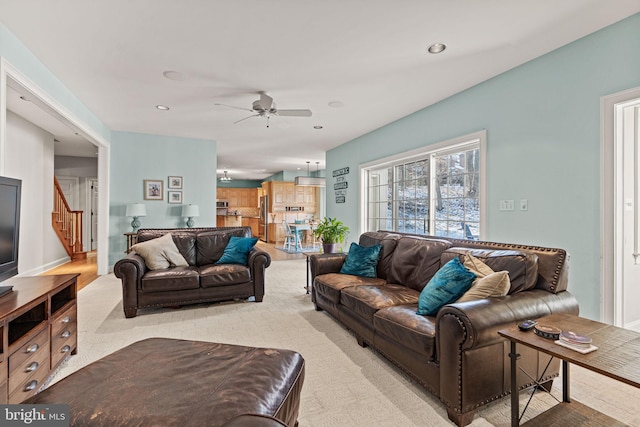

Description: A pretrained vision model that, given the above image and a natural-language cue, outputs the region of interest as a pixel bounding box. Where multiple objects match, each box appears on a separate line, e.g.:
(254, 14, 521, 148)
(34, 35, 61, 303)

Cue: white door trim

(601, 86, 640, 325)
(0, 57, 111, 275)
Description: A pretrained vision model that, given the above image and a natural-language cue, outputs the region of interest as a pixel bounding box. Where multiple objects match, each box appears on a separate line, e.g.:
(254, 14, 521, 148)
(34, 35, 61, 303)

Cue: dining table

(289, 223, 317, 249)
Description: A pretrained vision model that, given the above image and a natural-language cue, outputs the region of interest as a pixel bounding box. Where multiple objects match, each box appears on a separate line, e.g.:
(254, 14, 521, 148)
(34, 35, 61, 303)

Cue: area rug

(49, 260, 640, 426)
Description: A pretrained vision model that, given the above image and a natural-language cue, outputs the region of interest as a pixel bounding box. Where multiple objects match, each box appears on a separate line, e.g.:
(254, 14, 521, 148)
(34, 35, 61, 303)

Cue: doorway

(601, 86, 640, 331)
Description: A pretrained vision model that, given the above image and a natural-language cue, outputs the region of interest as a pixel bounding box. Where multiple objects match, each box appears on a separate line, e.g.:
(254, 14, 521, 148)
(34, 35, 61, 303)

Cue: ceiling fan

(215, 92, 312, 127)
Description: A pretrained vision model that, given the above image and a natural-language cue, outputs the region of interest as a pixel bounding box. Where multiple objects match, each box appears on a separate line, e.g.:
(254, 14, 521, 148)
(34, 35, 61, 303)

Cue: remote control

(518, 320, 537, 331)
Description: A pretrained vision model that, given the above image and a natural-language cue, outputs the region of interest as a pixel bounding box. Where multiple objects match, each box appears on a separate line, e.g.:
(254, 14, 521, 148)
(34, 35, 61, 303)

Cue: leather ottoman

(24, 338, 305, 427)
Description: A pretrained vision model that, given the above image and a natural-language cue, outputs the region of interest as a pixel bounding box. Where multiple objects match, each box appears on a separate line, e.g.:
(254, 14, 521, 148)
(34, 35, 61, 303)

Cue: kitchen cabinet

(241, 217, 260, 237)
(216, 188, 259, 208)
(262, 182, 316, 213)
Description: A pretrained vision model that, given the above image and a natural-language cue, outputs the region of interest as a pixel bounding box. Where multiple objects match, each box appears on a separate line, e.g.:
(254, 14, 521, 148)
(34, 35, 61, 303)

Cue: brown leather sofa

(310, 231, 579, 426)
(114, 227, 271, 318)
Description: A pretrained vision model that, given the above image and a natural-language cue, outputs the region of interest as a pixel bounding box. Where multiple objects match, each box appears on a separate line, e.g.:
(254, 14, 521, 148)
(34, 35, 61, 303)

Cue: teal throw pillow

(416, 257, 476, 316)
(339, 242, 382, 278)
(216, 236, 259, 266)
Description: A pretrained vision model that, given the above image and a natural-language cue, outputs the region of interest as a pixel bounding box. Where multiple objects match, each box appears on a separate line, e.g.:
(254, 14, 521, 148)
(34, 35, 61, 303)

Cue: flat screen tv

(0, 176, 21, 283)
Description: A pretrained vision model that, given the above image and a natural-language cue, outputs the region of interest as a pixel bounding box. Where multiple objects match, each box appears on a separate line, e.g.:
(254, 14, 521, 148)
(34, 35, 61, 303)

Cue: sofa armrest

(113, 254, 147, 318)
(436, 289, 579, 356)
(309, 253, 347, 282)
(248, 248, 271, 301)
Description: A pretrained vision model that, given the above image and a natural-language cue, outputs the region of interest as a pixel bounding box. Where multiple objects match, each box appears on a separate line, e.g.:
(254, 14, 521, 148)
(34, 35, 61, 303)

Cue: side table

(124, 232, 138, 253)
(302, 251, 321, 294)
(498, 313, 640, 426)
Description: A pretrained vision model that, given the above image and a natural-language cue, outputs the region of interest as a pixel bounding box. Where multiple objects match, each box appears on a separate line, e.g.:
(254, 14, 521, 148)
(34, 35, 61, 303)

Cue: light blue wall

(109, 132, 216, 265)
(0, 24, 111, 142)
(326, 13, 640, 321)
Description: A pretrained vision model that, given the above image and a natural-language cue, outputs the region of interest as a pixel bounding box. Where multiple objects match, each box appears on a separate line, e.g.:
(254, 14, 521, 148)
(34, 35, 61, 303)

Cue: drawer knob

(61, 345, 71, 353)
(25, 362, 39, 372)
(24, 380, 38, 392)
(62, 316, 71, 323)
(25, 344, 39, 353)
(61, 330, 71, 338)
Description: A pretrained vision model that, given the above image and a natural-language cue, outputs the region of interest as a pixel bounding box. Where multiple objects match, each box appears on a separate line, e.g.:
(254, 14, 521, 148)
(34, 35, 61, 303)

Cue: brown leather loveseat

(310, 231, 579, 426)
(114, 227, 271, 318)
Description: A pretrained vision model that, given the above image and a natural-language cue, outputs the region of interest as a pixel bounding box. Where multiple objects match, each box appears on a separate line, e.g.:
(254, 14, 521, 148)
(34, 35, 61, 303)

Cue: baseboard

(20, 256, 71, 277)
(625, 319, 640, 332)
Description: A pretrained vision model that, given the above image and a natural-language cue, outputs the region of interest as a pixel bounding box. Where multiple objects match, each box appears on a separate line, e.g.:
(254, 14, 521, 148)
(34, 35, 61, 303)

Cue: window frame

(359, 130, 487, 239)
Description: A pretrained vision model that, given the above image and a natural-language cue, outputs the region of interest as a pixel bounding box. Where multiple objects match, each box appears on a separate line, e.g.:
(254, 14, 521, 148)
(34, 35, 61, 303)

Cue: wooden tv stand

(0, 274, 78, 403)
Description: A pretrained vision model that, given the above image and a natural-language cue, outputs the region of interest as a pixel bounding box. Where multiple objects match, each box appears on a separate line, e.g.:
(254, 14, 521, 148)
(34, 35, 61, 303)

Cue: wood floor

(41, 241, 305, 291)
(42, 251, 99, 291)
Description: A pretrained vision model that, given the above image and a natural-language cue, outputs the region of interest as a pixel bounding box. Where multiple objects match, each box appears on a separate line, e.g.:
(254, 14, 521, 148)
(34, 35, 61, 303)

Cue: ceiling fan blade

(214, 103, 254, 113)
(276, 109, 312, 117)
(258, 92, 273, 110)
(233, 114, 259, 124)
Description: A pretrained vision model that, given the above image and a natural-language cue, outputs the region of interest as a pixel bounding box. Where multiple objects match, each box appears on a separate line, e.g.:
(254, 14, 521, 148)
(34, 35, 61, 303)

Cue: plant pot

(322, 243, 336, 254)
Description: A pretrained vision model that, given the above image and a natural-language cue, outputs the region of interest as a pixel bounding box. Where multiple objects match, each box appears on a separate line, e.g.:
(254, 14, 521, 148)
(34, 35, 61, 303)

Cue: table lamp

(182, 204, 200, 228)
(126, 203, 147, 232)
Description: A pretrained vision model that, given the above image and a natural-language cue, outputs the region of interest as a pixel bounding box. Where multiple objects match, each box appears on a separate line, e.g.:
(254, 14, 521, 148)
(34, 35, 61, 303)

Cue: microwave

(216, 200, 229, 208)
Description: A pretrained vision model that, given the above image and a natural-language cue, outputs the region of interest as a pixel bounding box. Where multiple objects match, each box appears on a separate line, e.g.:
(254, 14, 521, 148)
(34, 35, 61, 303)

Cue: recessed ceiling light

(162, 70, 186, 81)
(313, 125, 323, 130)
(427, 43, 447, 54)
(328, 101, 344, 108)
(156, 105, 170, 110)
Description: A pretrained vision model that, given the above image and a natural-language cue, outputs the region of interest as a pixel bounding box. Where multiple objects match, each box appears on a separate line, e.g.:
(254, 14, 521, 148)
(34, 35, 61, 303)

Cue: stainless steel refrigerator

(259, 196, 269, 242)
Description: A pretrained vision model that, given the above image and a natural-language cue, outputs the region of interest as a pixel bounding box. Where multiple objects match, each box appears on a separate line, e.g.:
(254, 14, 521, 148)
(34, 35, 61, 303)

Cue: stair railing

(52, 177, 85, 259)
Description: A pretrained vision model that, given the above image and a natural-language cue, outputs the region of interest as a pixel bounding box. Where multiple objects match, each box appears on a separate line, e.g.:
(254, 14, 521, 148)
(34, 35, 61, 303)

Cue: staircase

(52, 177, 87, 261)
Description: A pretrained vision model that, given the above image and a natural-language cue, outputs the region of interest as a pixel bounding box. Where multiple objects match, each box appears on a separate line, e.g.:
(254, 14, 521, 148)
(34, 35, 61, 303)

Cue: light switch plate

(499, 200, 514, 211)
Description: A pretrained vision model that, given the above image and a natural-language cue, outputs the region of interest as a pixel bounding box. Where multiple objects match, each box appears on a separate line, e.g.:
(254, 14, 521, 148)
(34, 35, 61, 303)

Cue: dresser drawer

(51, 332, 76, 370)
(8, 362, 49, 404)
(8, 342, 49, 396)
(51, 304, 77, 337)
(9, 328, 49, 376)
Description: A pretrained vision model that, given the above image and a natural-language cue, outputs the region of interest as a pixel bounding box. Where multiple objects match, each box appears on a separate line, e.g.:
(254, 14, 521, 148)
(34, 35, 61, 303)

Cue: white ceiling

(2, 0, 639, 179)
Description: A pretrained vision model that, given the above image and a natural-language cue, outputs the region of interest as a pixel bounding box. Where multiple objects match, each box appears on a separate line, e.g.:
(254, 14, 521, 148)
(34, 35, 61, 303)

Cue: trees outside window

(365, 133, 483, 240)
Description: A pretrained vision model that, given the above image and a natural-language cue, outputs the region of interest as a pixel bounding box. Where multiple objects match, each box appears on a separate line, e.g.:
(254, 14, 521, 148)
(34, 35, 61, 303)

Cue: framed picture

(168, 176, 183, 189)
(168, 190, 183, 204)
(144, 180, 163, 200)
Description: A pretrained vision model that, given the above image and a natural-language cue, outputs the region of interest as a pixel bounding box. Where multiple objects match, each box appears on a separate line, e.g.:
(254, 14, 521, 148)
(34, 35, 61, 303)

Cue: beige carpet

(49, 260, 640, 426)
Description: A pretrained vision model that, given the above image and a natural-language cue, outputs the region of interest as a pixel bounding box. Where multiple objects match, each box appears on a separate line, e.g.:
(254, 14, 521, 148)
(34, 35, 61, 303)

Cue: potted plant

(313, 217, 349, 253)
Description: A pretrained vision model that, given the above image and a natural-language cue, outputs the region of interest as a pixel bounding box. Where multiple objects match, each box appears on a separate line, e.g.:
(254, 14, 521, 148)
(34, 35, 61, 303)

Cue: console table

(0, 274, 78, 403)
(498, 313, 640, 426)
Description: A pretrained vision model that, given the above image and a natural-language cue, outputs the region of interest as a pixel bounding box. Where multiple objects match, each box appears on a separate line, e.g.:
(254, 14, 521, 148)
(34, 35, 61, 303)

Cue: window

(363, 131, 485, 240)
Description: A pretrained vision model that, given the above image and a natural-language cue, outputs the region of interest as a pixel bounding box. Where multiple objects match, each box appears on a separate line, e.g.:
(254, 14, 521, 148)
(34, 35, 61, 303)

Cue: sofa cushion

(217, 236, 259, 266)
(340, 285, 420, 322)
(137, 230, 197, 265)
(442, 247, 538, 294)
(374, 304, 436, 360)
(416, 257, 476, 316)
(141, 267, 200, 292)
(313, 273, 386, 304)
(131, 233, 189, 270)
(197, 229, 250, 266)
(387, 237, 453, 292)
(340, 242, 382, 278)
(358, 232, 401, 280)
(200, 264, 252, 288)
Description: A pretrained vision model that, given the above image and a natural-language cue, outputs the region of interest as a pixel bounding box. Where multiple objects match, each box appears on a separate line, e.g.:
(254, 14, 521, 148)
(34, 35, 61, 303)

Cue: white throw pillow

(130, 233, 189, 270)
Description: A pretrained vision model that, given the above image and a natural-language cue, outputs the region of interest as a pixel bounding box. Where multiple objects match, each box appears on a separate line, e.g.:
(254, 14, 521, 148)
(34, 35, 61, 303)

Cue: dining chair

(282, 220, 302, 251)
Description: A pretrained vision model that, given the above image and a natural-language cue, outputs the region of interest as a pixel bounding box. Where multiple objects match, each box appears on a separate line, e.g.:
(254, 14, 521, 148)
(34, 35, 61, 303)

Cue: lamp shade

(182, 204, 200, 218)
(126, 203, 147, 217)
